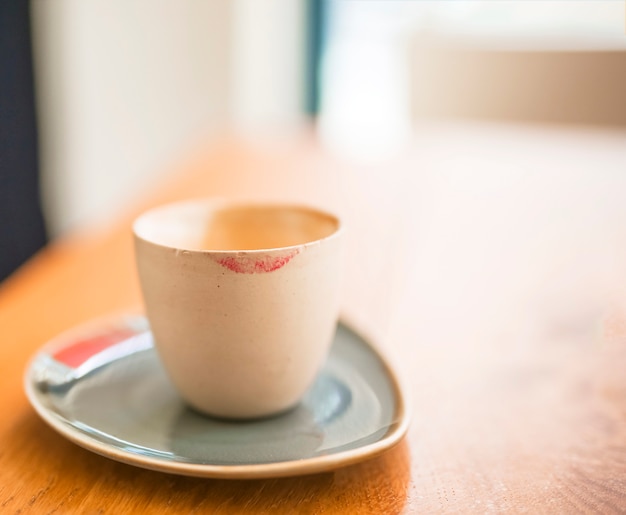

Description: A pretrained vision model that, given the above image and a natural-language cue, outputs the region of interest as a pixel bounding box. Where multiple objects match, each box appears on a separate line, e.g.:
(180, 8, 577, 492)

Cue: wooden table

(2, 122, 626, 513)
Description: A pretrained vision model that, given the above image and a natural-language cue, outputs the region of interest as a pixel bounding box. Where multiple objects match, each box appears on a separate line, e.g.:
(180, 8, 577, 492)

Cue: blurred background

(1, 0, 625, 281)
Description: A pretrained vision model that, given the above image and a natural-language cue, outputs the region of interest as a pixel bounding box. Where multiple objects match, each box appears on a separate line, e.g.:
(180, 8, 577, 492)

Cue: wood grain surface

(2, 123, 626, 513)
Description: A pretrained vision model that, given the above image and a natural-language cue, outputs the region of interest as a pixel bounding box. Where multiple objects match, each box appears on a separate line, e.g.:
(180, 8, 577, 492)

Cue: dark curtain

(0, 1, 47, 282)
(305, 0, 326, 117)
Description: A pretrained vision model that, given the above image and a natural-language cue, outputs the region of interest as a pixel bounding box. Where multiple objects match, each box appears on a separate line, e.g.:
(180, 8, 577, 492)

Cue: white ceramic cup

(133, 200, 343, 419)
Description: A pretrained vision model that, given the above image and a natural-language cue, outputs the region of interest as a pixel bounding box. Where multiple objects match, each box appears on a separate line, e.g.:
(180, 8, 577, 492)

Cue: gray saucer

(24, 315, 408, 478)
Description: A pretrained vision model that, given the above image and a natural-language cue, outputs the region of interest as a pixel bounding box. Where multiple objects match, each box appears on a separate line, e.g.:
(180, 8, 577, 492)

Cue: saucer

(24, 315, 409, 479)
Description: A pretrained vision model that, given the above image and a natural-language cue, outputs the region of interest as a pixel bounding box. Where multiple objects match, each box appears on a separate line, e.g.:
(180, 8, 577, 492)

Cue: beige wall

(410, 37, 626, 127)
(31, 0, 305, 237)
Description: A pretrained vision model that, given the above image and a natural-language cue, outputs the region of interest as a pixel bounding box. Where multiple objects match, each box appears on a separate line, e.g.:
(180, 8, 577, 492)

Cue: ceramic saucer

(24, 315, 409, 479)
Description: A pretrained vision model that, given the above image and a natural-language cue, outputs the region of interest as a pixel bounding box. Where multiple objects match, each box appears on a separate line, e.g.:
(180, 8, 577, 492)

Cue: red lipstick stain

(216, 249, 300, 274)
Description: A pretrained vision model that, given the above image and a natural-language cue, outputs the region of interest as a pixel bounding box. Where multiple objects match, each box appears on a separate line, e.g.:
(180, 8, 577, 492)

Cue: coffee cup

(133, 200, 343, 419)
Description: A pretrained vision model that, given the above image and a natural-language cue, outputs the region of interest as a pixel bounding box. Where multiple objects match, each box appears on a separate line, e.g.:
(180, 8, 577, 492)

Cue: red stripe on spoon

(52, 328, 138, 368)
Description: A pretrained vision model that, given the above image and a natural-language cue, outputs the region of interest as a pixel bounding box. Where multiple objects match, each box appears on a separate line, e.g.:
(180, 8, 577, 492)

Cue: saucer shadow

(5, 410, 411, 514)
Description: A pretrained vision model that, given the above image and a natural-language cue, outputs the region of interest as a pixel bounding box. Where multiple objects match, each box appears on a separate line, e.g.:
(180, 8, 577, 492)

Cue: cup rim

(132, 198, 343, 254)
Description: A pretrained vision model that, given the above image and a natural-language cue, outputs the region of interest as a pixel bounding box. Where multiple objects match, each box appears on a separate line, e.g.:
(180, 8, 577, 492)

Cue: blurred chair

(0, 1, 48, 282)
(410, 35, 626, 127)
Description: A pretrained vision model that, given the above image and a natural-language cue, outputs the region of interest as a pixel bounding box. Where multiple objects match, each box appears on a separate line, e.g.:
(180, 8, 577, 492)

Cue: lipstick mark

(216, 249, 300, 274)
